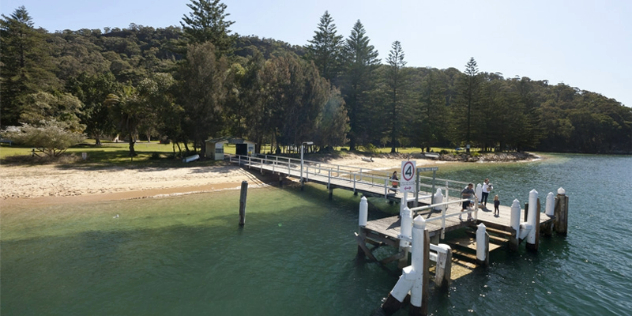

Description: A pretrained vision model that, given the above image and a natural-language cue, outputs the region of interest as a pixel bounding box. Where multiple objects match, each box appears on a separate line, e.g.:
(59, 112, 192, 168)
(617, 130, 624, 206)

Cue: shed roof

(205, 137, 256, 144)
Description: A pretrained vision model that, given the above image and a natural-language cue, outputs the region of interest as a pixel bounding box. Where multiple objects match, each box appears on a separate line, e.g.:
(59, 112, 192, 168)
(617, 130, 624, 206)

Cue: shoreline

(0, 153, 543, 209)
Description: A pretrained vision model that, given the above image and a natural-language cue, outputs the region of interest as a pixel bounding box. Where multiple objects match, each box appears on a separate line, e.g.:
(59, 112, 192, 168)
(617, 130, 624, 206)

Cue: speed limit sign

(399, 161, 416, 193)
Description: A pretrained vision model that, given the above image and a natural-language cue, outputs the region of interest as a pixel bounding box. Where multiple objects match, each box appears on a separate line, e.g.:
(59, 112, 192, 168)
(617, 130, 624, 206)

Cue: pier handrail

(228, 154, 460, 203)
(227, 154, 399, 195)
(409, 198, 479, 239)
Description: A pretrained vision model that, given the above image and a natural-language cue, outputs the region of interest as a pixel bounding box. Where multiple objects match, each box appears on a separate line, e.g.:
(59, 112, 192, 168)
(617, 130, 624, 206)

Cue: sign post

(400, 161, 416, 210)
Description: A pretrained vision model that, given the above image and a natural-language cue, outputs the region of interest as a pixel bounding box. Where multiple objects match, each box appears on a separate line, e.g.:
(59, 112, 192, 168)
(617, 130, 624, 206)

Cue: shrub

(362, 143, 378, 154)
(2, 120, 86, 157)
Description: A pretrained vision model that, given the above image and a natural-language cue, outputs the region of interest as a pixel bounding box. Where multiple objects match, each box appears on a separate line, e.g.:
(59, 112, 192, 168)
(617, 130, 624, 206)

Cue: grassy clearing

(0, 139, 484, 168)
(0, 140, 238, 168)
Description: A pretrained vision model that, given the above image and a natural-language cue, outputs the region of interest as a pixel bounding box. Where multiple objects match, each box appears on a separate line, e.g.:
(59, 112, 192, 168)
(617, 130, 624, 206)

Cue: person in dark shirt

(494, 195, 500, 216)
(460, 183, 476, 221)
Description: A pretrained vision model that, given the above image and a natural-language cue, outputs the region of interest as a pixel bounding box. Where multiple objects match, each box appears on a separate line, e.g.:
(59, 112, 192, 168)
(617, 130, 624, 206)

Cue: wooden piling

(239, 181, 248, 226)
(434, 246, 452, 289)
(555, 194, 569, 236)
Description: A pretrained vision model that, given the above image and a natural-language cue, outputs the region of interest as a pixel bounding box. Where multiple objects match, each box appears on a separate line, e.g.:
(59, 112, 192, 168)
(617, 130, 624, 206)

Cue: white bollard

(510, 199, 521, 237)
(545, 192, 555, 217)
(400, 207, 412, 248)
(557, 187, 566, 195)
(476, 223, 487, 262)
(476, 183, 483, 202)
(359, 196, 368, 227)
(433, 188, 444, 211)
(383, 216, 427, 313)
(527, 189, 539, 245)
(410, 216, 426, 309)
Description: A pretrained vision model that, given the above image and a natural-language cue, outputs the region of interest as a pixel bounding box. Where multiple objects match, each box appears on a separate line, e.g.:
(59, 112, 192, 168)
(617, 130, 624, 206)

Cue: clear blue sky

(3, 0, 631, 107)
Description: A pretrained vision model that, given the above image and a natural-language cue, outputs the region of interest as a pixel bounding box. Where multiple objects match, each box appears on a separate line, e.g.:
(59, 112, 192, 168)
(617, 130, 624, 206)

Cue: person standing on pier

(494, 195, 500, 216)
(390, 171, 398, 191)
(482, 178, 491, 207)
(460, 183, 476, 221)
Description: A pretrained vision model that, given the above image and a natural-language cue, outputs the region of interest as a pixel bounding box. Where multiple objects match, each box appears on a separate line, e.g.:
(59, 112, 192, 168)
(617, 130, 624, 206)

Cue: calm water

(2, 154, 631, 315)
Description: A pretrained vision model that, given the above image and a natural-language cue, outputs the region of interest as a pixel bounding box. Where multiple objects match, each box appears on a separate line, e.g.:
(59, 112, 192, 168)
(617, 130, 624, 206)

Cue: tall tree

(0, 6, 59, 127)
(413, 69, 448, 151)
(180, 0, 237, 57)
(340, 20, 380, 150)
(104, 85, 145, 156)
(306, 11, 343, 83)
(67, 72, 118, 145)
(385, 41, 407, 153)
(177, 42, 229, 157)
(449, 58, 481, 151)
(463, 58, 480, 151)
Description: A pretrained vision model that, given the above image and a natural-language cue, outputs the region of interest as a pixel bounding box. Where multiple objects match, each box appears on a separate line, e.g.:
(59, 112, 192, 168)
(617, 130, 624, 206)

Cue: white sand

(0, 154, 452, 207)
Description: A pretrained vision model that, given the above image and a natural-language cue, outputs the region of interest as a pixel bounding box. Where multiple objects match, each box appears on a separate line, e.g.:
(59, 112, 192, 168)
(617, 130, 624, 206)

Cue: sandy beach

(0, 154, 455, 208)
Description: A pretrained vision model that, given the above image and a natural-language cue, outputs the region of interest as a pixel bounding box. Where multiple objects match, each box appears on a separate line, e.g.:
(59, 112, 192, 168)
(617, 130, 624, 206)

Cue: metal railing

(227, 154, 399, 197)
(409, 198, 479, 239)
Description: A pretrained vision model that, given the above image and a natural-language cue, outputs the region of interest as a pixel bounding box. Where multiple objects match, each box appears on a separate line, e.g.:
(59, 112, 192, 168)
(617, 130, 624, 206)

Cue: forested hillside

(2, 1, 631, 156)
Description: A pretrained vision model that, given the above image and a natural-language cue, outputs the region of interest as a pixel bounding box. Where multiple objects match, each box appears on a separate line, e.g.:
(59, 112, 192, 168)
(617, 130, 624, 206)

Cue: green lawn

(0, 140, 236, 167)
(0, 140, 484, 167)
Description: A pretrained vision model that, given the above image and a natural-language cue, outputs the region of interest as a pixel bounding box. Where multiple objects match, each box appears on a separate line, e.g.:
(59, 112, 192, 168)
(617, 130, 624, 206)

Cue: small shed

(205, 137, 256, 160)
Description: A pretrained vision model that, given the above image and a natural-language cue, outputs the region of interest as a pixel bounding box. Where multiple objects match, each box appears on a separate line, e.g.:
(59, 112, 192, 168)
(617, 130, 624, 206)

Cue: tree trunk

(128, 132, 137, 156)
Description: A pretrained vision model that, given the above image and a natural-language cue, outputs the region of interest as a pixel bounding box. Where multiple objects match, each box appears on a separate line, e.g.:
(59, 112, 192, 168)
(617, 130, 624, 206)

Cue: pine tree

(306, 11, 343, 84)
(340, 20, 380, 150)
(385, 41, 407, 153)
(180, 0, 237, 57)
(0, 6, 59, 127)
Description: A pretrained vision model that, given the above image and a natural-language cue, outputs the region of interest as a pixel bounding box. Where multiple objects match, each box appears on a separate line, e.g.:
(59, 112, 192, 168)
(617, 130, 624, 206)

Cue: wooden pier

(228, 153, 570, 315)
(227, 154, 451, 204)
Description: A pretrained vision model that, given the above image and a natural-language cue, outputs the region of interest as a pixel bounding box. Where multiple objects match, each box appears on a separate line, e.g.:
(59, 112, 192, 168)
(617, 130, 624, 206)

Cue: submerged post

(239, 181, 248, 226)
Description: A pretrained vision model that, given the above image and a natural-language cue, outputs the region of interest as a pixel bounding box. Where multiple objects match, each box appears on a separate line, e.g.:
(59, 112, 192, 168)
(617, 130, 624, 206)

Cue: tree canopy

(1, 3, 630, 156)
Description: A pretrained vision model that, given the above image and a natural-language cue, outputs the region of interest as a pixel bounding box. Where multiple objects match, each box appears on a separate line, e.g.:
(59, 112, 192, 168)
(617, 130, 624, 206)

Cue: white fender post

(398, 206, 412, 269)
(409, 216, 427, 314)
(476, 223, 489, 266)
(526, 189, 539, 251)
(381, 216, 429, 315)
(400, 207, 412, 248)
(359, 196, 368, 227)
(433, 188, 443, 211)
(546, 192, 555, 217)
(509, 199, 521, 250)
(476, 183, 483, 202)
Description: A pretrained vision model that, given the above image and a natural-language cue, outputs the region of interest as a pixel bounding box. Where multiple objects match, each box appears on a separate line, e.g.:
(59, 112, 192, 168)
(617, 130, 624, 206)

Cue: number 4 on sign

(400, 161, 416, 182)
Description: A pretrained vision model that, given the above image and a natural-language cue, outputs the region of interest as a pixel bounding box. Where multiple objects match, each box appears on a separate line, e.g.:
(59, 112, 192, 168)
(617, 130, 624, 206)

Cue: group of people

(391, 171, 501, 220)
(460, 178, 500, 221)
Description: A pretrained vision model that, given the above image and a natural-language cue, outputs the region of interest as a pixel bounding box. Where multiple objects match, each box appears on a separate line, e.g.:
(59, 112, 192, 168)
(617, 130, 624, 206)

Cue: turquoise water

(2, 154, 631, 315)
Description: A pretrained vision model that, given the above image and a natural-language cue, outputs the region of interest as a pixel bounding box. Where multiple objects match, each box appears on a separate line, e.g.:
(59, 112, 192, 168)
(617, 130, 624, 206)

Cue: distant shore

(0, 152, 540, 208)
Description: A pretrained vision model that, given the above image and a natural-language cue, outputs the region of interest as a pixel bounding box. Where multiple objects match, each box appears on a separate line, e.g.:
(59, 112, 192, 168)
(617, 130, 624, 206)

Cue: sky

(2, 0, 631, 108)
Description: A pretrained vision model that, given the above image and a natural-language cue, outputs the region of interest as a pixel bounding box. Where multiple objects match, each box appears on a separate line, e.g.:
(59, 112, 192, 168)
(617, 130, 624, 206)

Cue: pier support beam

(554, 188, 569, 236)
(476, 223, 489, 267)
